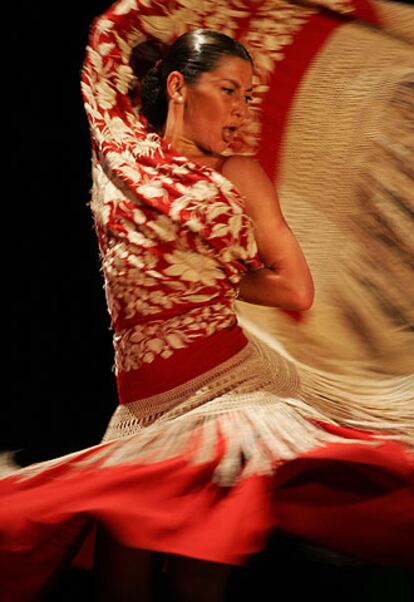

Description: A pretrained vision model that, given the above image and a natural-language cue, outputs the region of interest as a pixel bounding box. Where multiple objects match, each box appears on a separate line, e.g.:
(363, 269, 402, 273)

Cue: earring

(174, 94, 184, 104)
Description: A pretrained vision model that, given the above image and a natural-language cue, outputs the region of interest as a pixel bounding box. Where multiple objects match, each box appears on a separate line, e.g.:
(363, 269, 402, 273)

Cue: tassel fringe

(9, 339, 386, 488)
(240, 320, 414, 452)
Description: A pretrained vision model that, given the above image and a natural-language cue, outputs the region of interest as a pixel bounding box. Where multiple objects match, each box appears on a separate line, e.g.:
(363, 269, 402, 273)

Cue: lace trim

(102, 341, 255, 439)
(10, 333, 383, 487)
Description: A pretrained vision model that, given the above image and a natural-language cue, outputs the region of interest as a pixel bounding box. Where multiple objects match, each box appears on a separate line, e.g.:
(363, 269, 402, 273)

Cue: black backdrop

(6, 2, 118, 464)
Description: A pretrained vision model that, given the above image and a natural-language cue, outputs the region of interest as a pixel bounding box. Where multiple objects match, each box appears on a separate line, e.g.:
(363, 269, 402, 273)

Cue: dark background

(6, 2, 118, 464)
(5, 2, 414, 600)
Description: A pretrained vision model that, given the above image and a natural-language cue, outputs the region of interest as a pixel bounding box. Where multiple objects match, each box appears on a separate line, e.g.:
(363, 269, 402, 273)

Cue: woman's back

(89, 143, 264, 433)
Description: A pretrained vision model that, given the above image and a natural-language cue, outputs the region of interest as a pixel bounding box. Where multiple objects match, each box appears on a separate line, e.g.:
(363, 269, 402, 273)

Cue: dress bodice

(80, 0, 265, 401)
(89, 140, 265, 400)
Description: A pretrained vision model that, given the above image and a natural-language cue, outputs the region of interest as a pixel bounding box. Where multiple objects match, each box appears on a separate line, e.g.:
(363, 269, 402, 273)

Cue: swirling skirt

(1, 332, 413, 601)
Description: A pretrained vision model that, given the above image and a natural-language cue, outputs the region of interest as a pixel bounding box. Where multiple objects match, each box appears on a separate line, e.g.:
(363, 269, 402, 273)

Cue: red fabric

(0, 421, 413, 601)
(118, 321, 248, 402)
(257, 11, 341, 182)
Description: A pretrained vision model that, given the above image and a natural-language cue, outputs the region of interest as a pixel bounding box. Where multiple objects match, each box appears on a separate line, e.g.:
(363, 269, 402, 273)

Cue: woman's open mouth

(222, 126, 237, 142)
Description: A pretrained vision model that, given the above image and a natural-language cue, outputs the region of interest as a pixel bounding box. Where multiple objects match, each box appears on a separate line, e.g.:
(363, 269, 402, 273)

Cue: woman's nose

(233, 96, 248, 120)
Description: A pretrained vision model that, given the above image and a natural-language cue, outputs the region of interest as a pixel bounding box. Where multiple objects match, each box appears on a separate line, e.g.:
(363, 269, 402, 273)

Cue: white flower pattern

(81, 0, 276, 374)
(114, 304, 237, 373)
(163, 249, 226, 285)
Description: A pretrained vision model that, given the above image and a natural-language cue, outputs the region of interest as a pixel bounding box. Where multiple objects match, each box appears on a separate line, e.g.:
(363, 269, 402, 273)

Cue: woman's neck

(158, 125, 225, 170)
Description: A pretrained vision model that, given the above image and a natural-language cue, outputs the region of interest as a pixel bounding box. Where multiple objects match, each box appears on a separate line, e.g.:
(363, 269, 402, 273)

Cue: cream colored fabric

(236, 12, 414, 447)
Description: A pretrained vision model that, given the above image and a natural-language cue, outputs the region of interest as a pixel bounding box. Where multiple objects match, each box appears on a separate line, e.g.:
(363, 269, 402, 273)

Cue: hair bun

(130, 39, 170, 81)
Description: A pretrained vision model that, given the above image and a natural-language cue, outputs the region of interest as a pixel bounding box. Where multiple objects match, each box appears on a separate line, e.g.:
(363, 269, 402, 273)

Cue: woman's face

(181, 56, 253, 155)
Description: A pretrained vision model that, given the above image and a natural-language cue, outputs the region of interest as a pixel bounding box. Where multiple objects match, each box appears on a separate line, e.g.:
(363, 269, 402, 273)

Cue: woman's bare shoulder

(220, 154, 287, 229)
(221, 155, 275, 199)
(220, 155, 267, 187)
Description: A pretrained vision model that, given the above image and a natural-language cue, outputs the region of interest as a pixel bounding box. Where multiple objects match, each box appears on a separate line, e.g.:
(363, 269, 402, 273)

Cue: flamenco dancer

(1, 1, 413, 601)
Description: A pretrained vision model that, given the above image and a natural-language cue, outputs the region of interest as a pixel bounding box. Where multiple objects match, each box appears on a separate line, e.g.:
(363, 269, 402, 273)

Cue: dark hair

(129, 29, 253, 129)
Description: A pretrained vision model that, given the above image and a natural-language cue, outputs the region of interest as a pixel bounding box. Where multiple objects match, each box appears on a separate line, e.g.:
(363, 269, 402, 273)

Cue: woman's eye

(222, 87, 235, 95)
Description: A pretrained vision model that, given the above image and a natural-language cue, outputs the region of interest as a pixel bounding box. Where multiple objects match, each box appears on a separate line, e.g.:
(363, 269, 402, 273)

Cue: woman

(136, 34, 314, 310)
(93, 30, 316, 601)
(1, 2, 413, 601)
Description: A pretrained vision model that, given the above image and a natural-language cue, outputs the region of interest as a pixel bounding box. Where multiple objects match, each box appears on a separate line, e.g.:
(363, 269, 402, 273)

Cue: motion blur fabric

(0, 1, 413, 600)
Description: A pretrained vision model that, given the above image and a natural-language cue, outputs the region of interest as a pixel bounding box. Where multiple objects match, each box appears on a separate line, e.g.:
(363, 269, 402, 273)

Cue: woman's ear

(166, 71, 187, 104)
(163, 72, 187, 148)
